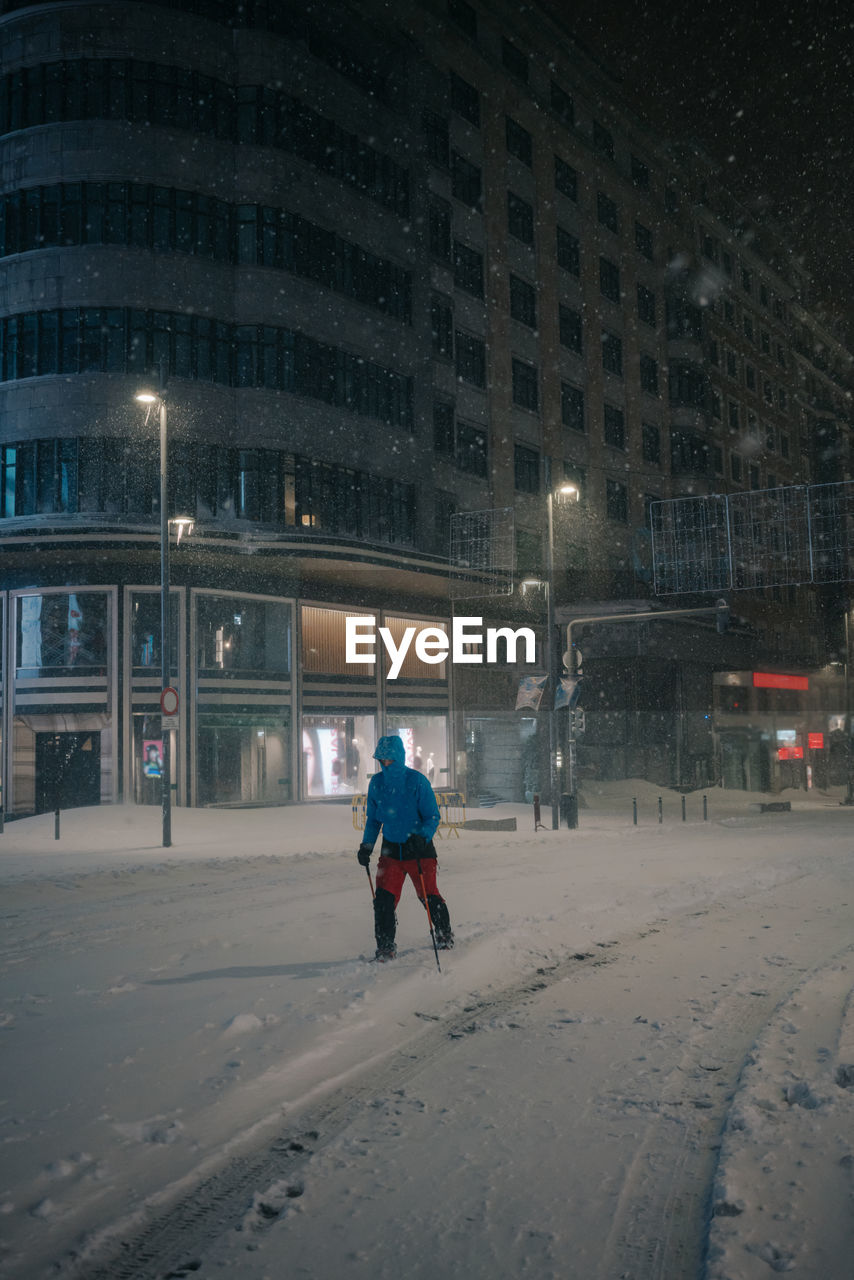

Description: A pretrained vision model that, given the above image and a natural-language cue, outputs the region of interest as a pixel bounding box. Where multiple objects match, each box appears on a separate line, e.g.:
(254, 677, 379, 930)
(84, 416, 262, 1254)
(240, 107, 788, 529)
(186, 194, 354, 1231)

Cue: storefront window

(196, 712, 291, 806)
(132, 713, 176, 804)
(385, 714, 449, 787)
(196, 594, 291, 676)
(301, 606, 375, 676)
(130, 590, 180, 674)
(16, 591, 109, 675)
(302, 714, 375, 797)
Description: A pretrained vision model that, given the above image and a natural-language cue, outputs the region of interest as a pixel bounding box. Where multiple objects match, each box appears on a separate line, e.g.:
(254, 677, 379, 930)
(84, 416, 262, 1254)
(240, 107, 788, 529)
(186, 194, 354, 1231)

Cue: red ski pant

(375, 855, 443, 906)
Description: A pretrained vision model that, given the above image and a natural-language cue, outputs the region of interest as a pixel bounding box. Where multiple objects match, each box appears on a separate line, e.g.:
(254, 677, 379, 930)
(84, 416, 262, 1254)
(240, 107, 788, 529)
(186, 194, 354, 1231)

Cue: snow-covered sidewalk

(1, 784, 853, 1278)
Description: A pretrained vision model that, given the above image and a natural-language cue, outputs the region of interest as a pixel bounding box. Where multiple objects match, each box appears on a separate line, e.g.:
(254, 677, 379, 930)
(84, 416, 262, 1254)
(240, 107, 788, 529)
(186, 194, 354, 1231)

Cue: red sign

(808, 733, 825, 750)
(160, 686, 179, 716)
(777, 746, 804, 760)
(753, 672, 809, 691)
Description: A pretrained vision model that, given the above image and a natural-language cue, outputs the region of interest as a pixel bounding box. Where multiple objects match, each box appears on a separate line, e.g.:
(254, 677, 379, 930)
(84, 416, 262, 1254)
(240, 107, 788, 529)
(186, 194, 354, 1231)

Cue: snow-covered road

(1, 784, 853, 1278)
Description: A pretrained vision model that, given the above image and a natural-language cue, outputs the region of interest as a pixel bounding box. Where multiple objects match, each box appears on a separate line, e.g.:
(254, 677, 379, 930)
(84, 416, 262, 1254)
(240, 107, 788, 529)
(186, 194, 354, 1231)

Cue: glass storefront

(17, 591, 109, 675)
(132, 712, 178, 805)
(197, 712, 291, 806)
(130, 591, 180, 674)
(385, 714, 449, 787)
(301, 714, 376, 797)
(196, 594, 291, 676)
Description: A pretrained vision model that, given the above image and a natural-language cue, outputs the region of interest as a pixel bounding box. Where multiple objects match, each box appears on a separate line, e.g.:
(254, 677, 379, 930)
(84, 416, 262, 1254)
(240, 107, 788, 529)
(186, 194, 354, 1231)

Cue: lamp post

(136, 372, 172, 848)
(544, 461, 580, 830)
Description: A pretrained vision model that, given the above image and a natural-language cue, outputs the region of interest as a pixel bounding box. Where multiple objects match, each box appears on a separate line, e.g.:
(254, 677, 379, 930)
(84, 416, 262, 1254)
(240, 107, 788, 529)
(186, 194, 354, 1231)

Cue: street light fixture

(544, 466, 581, 830)
(135, 373, 173, 848)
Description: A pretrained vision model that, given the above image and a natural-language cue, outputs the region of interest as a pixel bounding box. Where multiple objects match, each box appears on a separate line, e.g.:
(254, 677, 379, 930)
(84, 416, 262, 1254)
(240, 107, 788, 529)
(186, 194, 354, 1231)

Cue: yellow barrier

(351, 789, 466, 839)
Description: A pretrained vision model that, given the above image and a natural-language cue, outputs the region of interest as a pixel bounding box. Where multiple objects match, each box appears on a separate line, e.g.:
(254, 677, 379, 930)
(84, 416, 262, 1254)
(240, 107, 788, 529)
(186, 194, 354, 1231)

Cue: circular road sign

(160, 686, 179, 716)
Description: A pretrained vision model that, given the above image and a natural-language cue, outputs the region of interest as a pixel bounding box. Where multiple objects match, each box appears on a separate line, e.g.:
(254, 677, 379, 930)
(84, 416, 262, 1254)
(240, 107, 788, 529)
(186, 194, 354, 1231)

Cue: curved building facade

(1, 0, 845, 815)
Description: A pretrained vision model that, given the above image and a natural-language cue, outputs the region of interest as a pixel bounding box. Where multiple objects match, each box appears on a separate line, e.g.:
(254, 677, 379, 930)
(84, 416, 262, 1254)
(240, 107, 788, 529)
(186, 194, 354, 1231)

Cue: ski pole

(416, 858, 441, 972)
(365, 863, 375, 899)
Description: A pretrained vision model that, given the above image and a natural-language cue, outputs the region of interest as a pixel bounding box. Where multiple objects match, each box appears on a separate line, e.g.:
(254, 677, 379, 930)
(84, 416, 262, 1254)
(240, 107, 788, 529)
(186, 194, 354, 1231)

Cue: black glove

(407, 833, 428, 857)
(357, 845, 372, 867)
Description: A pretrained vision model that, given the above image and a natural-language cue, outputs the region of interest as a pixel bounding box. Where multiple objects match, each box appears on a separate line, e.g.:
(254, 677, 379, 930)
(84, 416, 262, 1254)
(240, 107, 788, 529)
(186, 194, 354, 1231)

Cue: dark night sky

(548, 0, 854, 327)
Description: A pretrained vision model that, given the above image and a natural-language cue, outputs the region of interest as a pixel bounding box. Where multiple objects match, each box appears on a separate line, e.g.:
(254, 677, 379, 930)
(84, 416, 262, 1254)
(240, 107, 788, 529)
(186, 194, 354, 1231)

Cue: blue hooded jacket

(362, 734, 441, 850)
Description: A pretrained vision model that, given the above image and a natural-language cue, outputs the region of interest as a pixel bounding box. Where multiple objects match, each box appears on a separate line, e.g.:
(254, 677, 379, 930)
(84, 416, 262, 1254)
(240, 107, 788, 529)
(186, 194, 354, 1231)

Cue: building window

(599, 256, 620, 302)
(728, 401, 740, 430)
(606, 478, 628, 522)
(604, 403, 625, 450)
(456, 421, 488, 476)
(559, 304, 582, 353)
(428, 198, 452, 261)
(561, 382, 584, 432)
(448, 0, 477, 39)
(763, 379, 774, 406)
(550, 80, 574, 126)
(433, 400, 455, 455)
(431, 294, 454, 358)
(743, 313, 754, 343)
(745, 363, 756, 390)
(592, 120, 614, 159)
(730, 453, 742, 481)
(554, 156, 578, 200)
(639, 354, 659, 395)
(453, 240, 484, 297)
(669, 361, 706, 406)
(741, 266, 752, 294)
(710, 389, 722, 419)
(512, 358, 539, 412)
(455, 330, 486, 387)
(423, 109, 450, 167)
(665, 186, 679, 214)
(637, 284, 656, 327)
(514, 443, 540, 493)
(557, 226, 580, 275)
(671, 432, 709, 475)
(434, 488, 456, 555)
(725, 348, 738, 378)
(601, 330, 623, 376)
(451, 152, 482, 210)
(713, 445, 724, 474)
(642, 421, 661, 464)
(507, 192, 534, 243)
(509, 275, 537, 328)
(635, 221, 653, 260)
(597, 192, 618, 232)
(506, 116, 533, 166)
(450, 70, 480, 125)
(502, 38, 528, 81)
(631, 155, 650, 189)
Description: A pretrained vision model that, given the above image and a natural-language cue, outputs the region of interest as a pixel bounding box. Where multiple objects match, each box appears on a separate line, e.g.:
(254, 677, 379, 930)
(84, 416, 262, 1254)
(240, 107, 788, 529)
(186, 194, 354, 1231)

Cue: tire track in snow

(69, 892, 853, 1280)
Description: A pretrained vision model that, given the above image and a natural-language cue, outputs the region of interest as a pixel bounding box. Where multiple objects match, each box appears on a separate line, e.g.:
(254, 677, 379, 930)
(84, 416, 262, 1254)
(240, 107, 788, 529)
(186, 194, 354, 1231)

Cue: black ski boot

(374, 887, 397, 961)
(427, 895, 454, 949)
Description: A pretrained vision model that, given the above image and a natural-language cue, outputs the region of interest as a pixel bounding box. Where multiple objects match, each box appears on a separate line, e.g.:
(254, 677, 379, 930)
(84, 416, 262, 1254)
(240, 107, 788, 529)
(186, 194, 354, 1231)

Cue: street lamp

(135, 374, 175, 848)
(544, 465, 580, 830)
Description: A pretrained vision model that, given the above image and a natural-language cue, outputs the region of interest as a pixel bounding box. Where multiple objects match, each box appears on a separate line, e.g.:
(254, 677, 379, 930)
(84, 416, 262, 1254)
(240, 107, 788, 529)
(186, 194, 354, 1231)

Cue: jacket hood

(373, 734, 406, 766)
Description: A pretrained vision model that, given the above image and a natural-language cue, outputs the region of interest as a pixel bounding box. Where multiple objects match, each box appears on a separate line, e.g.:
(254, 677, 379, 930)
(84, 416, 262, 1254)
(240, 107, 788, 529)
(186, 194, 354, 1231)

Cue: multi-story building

(1, 0, 851, 815)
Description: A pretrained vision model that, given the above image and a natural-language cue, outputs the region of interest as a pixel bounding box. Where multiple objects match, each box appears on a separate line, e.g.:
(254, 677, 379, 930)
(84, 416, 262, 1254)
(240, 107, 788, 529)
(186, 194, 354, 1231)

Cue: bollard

(632, 796, 638, 825)
(681, 795, 686, 822)
(533, 793, 544, 831)
(703, 794, 708, 821)
(55, 807, 60, 840)
(658, 795, 663, 824)
(0, 807, 4, 834)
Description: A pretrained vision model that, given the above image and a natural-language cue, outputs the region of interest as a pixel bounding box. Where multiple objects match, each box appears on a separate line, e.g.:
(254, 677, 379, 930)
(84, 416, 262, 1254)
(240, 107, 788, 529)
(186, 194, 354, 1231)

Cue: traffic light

(716, 598, 730, 634)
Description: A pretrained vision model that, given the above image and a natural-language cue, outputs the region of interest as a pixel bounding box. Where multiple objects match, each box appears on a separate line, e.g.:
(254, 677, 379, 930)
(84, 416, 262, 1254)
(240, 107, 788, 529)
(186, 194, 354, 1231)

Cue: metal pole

(545, 482, 558, 830)
(159, 392, 172, 849)
(565, 618, 579, 828)
(845, 611, 853, 805)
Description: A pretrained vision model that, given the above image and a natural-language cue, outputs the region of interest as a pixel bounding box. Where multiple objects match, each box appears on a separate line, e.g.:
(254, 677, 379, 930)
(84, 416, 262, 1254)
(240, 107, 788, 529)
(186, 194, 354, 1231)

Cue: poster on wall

(142, 739, 163, 778)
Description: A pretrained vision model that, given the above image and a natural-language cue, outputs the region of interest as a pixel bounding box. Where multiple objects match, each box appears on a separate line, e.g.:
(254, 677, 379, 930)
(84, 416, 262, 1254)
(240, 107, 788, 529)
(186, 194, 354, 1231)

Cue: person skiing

(357, 734, 453, 960)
